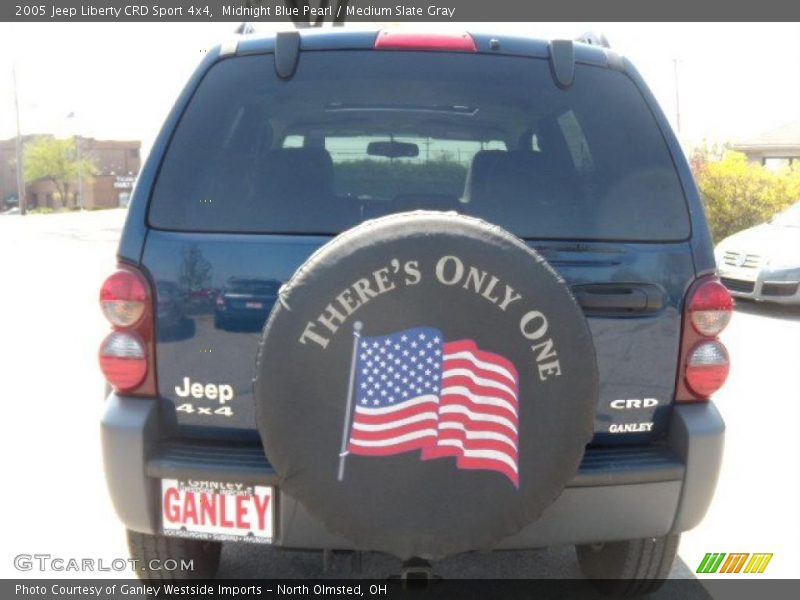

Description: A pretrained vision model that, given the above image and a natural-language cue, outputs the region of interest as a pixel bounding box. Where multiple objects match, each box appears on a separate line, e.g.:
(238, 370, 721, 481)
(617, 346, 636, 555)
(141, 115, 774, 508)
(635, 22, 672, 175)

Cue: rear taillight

(677, 275, 733, 401)
(100, 269, 148, 327)
(688, 280, 733, 336)
(99, 265, 157, 396)
(99, 332, 147, 390)
(685, 341, 730, 398)
(374, 31, 477, 52)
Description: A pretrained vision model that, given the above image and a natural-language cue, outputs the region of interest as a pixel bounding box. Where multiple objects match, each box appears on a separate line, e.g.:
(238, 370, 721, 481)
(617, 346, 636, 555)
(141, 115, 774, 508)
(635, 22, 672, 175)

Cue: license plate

(245, 302, 263, 309)
(161, 479, 273, 543)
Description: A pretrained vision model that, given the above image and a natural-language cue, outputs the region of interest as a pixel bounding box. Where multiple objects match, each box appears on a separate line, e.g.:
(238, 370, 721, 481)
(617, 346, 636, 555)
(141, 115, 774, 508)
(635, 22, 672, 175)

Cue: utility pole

(67, 112, 84, 209)
(12, 64, 26, 215)
(76, 134, 84, 210)
(672, 58, 682, 135)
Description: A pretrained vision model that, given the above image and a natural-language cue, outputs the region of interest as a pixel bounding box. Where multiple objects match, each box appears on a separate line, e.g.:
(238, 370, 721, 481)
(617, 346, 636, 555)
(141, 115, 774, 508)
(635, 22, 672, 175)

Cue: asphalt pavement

(0, 209, 796, 595)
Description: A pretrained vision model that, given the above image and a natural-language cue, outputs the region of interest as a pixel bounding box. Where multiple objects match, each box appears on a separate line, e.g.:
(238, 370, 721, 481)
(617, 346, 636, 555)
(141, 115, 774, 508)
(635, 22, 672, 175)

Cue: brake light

(676, 275, 733, 401)
(98, 265, 157, 396)
(374, 31, 477, 52)
(688, 280, 733, 336)
(100, 269, 148, 327)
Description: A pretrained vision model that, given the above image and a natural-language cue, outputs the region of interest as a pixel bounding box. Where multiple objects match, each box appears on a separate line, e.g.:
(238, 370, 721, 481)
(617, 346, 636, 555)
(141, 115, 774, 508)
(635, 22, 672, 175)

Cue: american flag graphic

(346, 327, 520, 487)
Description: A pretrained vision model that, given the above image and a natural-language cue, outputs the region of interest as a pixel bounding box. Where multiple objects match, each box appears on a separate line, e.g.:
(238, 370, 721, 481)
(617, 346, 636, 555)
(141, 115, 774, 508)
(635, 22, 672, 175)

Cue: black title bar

(7, 578, 800, 600)
(4, 0, 800, 22)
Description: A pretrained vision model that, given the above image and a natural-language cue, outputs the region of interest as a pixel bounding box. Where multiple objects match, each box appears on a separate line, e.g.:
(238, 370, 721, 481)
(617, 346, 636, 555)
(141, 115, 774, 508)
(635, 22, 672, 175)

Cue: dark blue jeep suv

(99, 29, 730, 592)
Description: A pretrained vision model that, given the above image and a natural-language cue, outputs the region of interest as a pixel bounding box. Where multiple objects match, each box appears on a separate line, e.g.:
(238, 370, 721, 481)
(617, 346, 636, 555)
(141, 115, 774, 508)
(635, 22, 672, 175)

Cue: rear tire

(127, 530, 222, 580)
(576, 535, 680, 596)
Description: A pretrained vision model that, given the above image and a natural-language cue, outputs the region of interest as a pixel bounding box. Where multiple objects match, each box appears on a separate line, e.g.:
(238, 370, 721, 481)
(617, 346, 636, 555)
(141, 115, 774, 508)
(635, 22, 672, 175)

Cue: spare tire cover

(255, 212, 598, 559)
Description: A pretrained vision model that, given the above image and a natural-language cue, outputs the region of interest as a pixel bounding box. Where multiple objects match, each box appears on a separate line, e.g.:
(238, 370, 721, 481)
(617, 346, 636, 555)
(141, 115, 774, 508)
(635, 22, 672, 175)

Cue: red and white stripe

(347, 395, 440, 456)
(421, 340, 520, 487)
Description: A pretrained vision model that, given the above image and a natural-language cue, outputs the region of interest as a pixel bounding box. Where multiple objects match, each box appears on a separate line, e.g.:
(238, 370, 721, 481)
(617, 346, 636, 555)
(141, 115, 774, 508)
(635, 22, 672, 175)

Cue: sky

(1, 21, 799, 160)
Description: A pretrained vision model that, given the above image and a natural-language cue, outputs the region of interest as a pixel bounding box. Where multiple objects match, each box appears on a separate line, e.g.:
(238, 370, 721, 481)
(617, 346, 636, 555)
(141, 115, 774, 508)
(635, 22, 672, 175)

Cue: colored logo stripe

(719, 553, 748, 573)
(744, 553, 773, 574)
(697, 553, 726, 573)
(696, 552, 773, 574)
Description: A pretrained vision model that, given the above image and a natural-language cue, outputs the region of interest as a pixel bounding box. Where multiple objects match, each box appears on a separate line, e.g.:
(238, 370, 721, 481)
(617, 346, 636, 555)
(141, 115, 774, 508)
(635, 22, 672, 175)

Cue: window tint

(149, 51, 689, 240)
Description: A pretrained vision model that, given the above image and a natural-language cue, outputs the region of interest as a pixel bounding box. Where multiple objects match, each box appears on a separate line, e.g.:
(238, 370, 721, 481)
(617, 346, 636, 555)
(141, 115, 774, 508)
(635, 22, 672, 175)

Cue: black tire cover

(255, 212, 598, 559)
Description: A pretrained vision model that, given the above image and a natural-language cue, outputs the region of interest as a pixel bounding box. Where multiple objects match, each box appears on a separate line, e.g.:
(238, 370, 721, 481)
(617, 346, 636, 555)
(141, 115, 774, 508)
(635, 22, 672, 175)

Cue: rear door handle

(572, 283, 664, 315)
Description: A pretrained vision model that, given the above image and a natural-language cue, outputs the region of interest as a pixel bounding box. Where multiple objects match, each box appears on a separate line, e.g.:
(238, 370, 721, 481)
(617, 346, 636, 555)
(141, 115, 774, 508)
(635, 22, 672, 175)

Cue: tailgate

(144, 231, 693, 444)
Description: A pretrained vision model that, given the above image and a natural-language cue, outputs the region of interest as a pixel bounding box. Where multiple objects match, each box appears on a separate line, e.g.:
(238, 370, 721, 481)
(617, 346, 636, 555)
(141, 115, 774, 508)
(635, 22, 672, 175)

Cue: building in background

(0, 136, 141, 210)
(733, 122, 800, 171)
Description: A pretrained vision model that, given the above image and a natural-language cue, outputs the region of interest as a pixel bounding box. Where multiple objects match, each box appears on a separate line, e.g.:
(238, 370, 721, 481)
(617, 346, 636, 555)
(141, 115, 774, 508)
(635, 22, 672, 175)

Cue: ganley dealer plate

(161, 479, 274, 543)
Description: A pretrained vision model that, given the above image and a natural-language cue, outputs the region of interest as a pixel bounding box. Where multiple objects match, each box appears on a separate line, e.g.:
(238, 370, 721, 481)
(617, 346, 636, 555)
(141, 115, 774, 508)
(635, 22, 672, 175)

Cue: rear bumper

(101, 395, 724, 550)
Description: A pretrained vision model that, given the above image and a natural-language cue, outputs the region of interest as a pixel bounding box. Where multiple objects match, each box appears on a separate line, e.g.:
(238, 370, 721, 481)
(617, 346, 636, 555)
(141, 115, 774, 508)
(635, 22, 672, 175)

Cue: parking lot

(0, 209, 797, 591)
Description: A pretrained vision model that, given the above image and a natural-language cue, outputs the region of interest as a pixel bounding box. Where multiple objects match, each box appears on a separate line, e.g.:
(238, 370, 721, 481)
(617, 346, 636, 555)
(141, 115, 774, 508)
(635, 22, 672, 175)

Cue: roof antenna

(333, 0, 349, 26)
(237, 1, 350, 31)
(575, 32, 611, 48)
(234, 22, 255, 35)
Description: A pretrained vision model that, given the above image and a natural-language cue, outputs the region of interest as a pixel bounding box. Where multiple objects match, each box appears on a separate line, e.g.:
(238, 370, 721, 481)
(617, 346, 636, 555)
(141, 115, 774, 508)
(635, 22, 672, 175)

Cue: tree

(178, 245, 213, 293)
(23, 136, 96, 208)
(688, 139, 729, 174)
(692, 150, 800, 243)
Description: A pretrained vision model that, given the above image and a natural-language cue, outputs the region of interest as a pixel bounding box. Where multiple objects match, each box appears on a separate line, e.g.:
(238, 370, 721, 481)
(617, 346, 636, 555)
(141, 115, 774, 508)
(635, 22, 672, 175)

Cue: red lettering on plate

(182, 491, 198, 525)
(235, 495, 249, 529)
(253, 495, 271, 530)
(163, 487, 180, 523)
(200, 493, 217, 526)
(219, 495, 234, 528)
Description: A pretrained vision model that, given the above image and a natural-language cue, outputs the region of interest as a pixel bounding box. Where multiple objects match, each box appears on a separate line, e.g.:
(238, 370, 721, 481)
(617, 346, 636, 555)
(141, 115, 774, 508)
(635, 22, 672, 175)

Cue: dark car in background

(98, 30, 730, 593)
(215, 277, 281, 330)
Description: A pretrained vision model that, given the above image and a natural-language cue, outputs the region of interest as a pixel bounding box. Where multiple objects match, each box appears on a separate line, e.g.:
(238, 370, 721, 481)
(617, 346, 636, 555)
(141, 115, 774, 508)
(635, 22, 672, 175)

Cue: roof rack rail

(234, 22, 256, 35)
(575, 32, 610, 49)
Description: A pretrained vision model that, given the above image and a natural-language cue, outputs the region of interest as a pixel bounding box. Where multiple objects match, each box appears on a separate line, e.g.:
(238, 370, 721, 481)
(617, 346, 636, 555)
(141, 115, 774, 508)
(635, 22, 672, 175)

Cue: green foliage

(335, 159, 467, 200)
(27, 207, 55, 214)
(23, 136, 97, 207)
(692, 150, 800, 243)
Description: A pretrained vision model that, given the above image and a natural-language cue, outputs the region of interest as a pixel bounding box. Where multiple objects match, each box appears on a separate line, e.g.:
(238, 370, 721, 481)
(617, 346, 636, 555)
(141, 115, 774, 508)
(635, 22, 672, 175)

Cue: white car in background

(716, 202, 800, 304)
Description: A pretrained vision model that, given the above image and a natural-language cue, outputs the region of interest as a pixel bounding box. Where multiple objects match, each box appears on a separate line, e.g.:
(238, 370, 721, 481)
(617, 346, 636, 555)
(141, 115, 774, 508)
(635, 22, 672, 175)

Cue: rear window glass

(149, 51, 689, 241)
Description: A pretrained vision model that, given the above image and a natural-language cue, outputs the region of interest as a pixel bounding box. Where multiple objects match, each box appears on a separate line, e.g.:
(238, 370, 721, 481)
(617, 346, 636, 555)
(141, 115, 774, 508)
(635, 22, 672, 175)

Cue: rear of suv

(100, 30, 728, 592)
